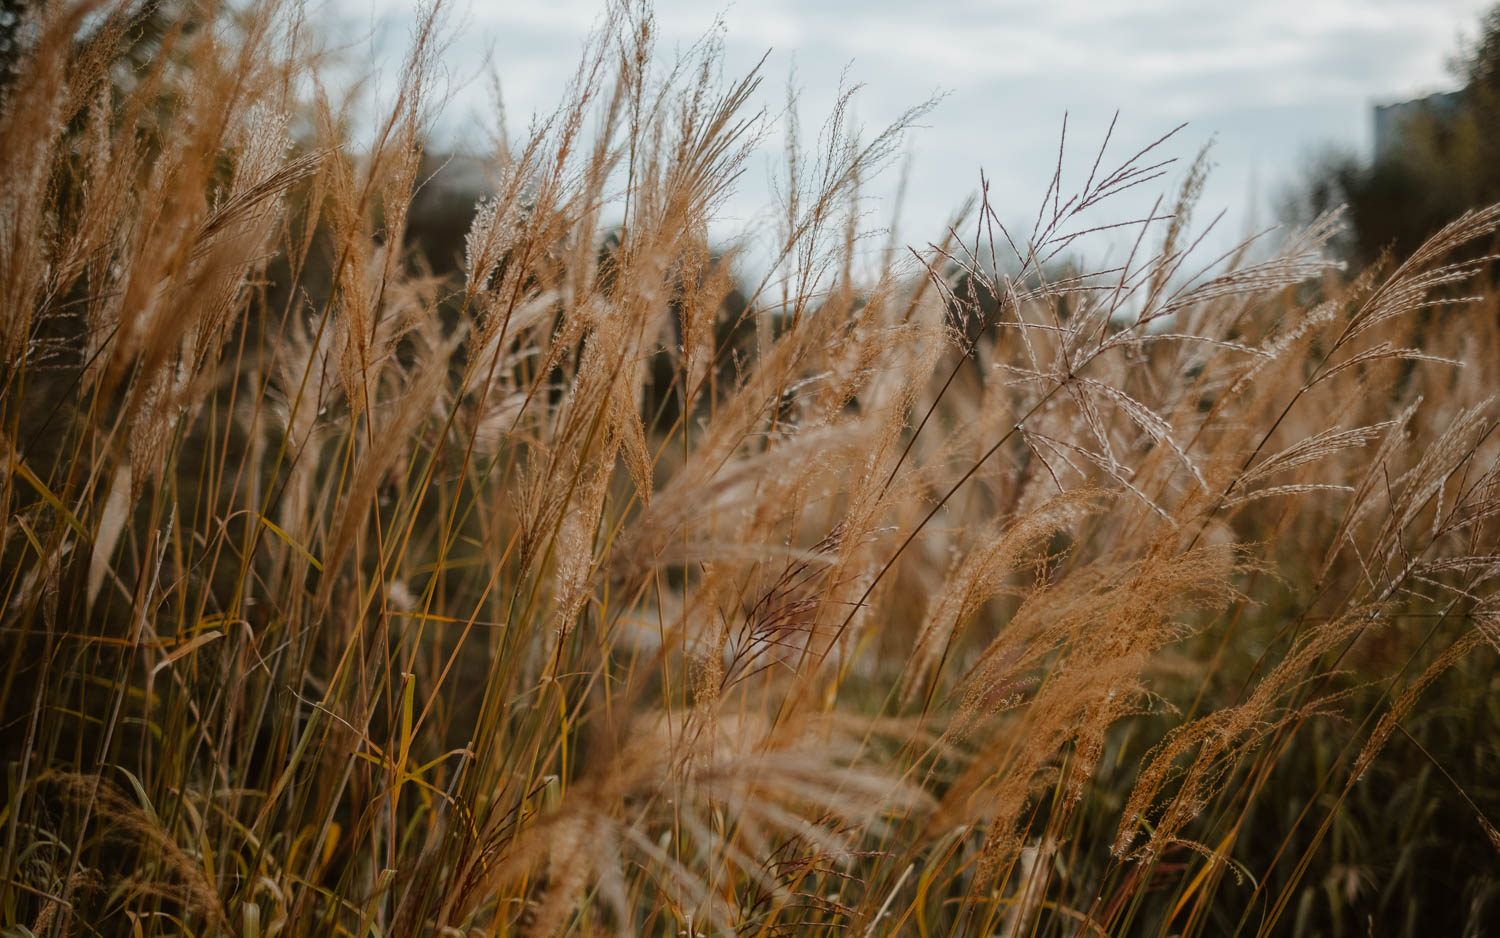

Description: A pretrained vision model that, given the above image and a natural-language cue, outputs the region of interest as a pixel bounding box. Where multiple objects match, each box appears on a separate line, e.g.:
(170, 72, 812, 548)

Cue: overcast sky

(346, 0, 1494, 275)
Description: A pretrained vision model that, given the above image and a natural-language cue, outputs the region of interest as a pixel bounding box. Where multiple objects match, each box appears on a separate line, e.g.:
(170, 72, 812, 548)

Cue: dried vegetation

(2, 2, 1498, 936)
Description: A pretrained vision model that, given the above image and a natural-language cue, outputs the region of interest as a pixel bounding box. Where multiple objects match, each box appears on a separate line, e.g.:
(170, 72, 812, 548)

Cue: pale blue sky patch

(339, 0, 1494, 276)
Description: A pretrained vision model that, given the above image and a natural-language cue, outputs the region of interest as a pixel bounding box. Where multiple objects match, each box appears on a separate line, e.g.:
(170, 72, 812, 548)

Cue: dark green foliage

(1285, 4, 1500, 269)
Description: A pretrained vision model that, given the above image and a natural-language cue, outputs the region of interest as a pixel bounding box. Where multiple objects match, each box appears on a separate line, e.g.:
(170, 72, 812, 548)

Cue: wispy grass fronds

(3, 2, 1499, 936)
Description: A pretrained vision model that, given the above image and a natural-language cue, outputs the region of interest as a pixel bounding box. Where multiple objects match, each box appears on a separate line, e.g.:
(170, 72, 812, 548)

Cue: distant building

(1372, 90, 1464, 161)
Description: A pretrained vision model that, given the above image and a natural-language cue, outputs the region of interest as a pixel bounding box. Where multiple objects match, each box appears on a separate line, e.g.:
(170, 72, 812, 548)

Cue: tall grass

(3, 2, 1498, 936)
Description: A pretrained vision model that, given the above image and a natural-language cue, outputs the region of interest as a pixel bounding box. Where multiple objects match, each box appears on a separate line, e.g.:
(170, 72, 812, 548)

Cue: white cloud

(343, 0, 1494, 271)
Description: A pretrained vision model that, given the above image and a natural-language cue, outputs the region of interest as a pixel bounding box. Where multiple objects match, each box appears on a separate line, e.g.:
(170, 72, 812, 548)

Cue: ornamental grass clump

(2, 2, 1498, 936)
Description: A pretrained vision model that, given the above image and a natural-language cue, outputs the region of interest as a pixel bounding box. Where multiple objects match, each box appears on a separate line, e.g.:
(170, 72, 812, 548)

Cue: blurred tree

(1282, 4, 1500, 268)
(0, 0, 23, 92)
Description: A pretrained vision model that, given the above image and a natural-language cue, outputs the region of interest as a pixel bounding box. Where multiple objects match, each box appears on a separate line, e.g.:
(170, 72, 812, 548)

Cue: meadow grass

(2, 2, 1498, 936)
